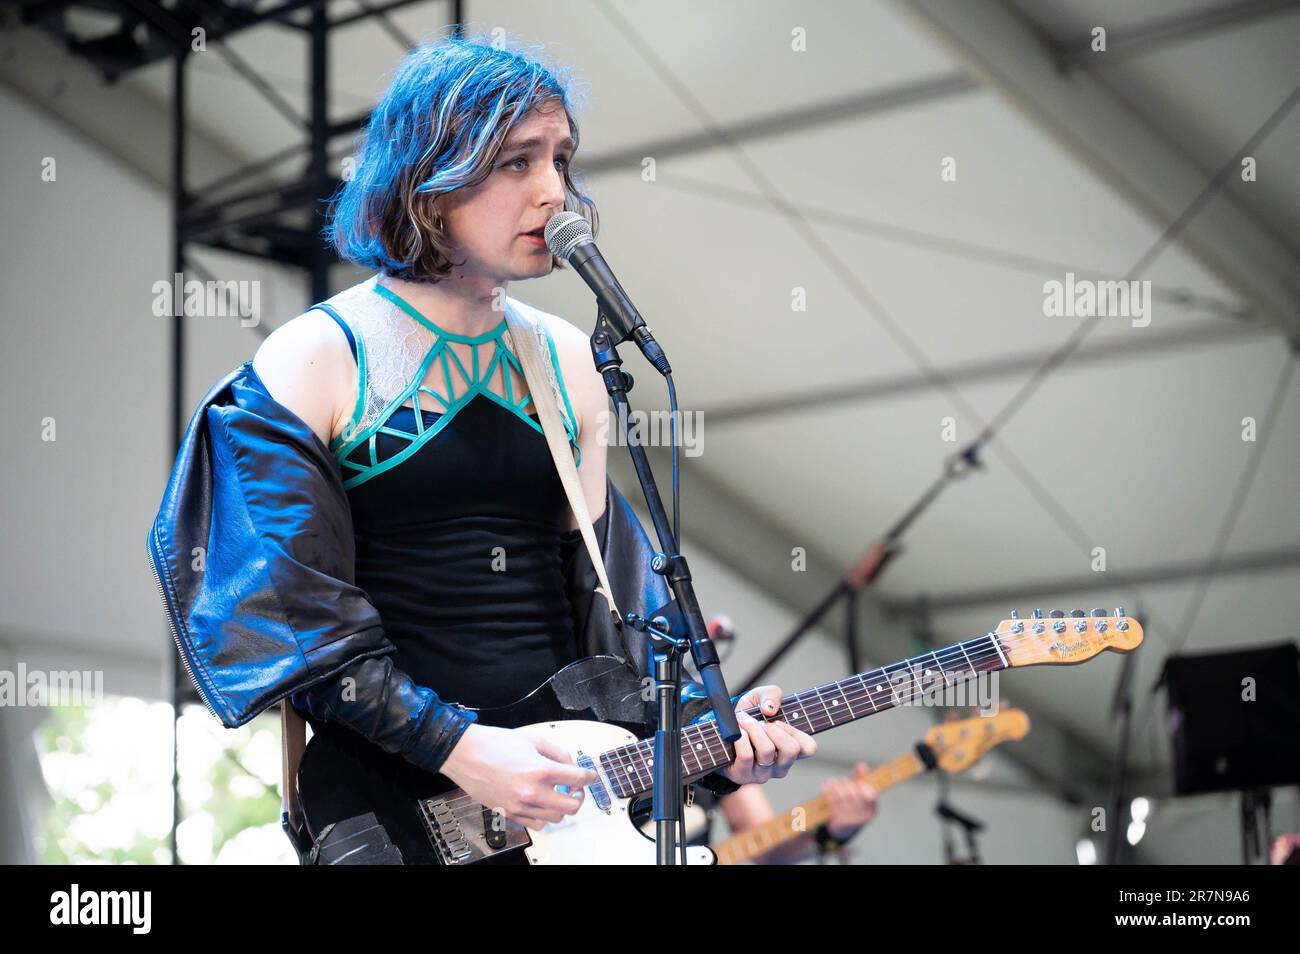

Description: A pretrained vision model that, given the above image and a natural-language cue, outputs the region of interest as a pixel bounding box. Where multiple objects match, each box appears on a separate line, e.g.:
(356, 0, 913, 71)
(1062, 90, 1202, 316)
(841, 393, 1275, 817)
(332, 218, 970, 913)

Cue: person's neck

(377, 272, 508, 338)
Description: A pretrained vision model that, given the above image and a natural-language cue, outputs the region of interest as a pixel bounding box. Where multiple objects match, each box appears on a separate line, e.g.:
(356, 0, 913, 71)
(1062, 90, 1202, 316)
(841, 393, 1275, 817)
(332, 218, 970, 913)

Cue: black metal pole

(309, 0, 330, 302)
(846, 587, 860, 677)
(1104, 628, 1138, 865)
(169, 39, 189, 867)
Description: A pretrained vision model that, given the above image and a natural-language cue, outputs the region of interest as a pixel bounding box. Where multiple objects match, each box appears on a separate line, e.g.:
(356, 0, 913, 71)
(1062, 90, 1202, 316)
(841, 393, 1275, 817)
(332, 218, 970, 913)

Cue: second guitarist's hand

(720, 685, 817, 785)
(440, 723, 598, 831)
(825, 761, 879, 840)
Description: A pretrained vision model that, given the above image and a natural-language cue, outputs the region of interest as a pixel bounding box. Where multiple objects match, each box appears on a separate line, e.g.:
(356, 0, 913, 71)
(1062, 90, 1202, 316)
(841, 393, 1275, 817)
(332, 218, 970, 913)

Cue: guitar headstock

(923, 708, 1030, 773)
(994, 608, 1143, 667)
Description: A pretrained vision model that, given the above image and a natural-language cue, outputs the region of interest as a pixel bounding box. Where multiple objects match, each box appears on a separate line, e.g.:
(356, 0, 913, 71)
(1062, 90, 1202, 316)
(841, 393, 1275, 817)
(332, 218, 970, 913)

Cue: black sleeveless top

(321, 301, 582, 710)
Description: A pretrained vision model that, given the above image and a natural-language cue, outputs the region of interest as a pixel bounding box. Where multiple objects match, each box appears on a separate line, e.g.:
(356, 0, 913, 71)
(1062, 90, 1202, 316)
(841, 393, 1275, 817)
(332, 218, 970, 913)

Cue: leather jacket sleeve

(288, 655, 475, 775)
(147, 362, 475, 773)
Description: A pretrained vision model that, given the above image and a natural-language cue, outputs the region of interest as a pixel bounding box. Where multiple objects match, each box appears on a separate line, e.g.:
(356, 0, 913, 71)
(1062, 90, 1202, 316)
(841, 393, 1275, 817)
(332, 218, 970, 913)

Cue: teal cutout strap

(311, 303, 367, 450)
(328, 284, 581, 490)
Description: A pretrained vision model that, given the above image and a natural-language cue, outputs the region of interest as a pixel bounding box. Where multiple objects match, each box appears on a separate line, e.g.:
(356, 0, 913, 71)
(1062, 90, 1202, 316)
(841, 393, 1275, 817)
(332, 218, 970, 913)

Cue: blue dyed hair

(327, 31, 598, 282)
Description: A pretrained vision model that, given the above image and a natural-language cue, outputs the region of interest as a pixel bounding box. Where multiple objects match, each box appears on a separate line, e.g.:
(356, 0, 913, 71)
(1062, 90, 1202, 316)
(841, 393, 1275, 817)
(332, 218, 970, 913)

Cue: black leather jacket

(148, 360, 726, 781)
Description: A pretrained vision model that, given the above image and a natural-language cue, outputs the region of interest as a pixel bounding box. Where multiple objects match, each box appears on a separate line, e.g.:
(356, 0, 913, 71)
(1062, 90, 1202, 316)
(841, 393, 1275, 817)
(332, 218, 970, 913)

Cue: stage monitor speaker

(1161, 642, 1300, 796)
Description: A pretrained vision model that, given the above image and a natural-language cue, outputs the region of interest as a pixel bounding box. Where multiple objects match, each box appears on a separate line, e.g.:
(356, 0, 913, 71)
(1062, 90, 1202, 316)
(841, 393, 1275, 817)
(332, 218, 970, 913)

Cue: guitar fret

(807, 684, 834, 731)
(957, 641, 978, 681)
(883, 663, 905, 707)
(784, 698, 811, 733)
(866, 668, 891, 709)
(932, 651, 953, 690)
(686, 726, 705, 776)
(990, 633, 1009, 668)
(850, 673, 872, 718)
(860, 672, 882, 714)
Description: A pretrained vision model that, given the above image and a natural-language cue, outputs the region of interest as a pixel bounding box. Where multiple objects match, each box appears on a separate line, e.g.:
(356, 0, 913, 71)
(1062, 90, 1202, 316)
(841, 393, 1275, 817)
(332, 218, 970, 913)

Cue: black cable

(667, 374, 681, 552)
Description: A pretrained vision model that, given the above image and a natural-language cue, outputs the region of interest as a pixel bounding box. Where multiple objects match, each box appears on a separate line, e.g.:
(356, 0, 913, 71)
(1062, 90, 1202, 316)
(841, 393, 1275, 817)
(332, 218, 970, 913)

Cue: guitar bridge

(417, 794, 531, 865)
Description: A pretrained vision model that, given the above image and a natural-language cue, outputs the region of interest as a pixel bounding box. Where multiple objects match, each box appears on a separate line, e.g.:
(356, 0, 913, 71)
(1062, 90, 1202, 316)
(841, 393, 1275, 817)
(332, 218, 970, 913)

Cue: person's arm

(717, 785, 820, 865)
(717, 763, 879, 864)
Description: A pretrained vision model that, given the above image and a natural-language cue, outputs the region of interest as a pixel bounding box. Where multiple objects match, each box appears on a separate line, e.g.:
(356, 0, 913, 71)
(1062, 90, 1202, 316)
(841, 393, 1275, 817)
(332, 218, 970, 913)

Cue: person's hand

(719, 685, 817, 785)
(825, 761, 878, 840)
(440, 723, 596, 831)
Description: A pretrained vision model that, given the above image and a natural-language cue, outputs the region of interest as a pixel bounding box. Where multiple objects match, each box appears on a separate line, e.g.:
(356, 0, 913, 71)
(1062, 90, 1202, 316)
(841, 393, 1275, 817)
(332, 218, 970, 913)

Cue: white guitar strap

(503, 300, 623, 626)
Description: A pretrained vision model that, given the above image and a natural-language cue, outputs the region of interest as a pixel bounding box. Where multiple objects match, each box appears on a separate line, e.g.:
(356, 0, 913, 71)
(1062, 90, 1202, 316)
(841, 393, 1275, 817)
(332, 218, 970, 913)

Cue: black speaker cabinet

(1161, 642, 1300, 795)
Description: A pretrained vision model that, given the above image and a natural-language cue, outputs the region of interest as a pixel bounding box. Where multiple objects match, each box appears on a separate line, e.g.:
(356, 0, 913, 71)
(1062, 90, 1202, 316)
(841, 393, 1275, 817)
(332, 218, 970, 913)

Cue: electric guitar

(712, 707, 1030, 864)
(298, 609, 1141, 864)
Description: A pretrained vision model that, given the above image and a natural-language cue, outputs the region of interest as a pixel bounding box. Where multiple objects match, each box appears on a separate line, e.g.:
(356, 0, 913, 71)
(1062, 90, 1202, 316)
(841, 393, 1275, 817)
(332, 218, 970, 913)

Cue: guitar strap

(279, 298, 623, 861)
(503, 300, 624, 626)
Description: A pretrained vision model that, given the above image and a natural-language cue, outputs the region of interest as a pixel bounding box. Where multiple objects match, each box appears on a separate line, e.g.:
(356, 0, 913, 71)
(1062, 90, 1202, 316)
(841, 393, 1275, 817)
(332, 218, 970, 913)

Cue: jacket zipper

(146, 532, 221, 720)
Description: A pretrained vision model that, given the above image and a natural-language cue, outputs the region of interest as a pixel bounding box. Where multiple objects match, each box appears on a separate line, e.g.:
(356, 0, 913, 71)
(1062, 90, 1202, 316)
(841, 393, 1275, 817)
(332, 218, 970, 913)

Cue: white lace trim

(322, 275, 577, 452)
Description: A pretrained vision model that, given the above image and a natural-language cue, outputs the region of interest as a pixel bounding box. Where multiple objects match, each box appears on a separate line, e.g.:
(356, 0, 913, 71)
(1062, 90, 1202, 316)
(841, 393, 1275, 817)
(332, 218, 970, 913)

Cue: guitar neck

(713, 751, 924, 864)
(599, 632, 1009, 800)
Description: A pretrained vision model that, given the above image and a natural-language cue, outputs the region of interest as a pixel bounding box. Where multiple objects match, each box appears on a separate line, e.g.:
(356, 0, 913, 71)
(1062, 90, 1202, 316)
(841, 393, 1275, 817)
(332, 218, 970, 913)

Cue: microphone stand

(588, 308, 742, 865)
(1104, 638, 1138, 865)
(936, 797, 986, 865)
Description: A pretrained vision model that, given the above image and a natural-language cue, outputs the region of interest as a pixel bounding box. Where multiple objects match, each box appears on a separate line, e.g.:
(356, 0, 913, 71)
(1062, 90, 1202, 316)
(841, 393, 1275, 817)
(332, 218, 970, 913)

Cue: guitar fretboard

(598, 633, 1007, 800)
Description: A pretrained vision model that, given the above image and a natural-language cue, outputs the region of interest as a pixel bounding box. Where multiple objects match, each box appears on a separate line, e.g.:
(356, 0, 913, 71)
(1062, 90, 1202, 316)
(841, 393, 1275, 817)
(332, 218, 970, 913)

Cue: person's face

(437, 101, 574, 286)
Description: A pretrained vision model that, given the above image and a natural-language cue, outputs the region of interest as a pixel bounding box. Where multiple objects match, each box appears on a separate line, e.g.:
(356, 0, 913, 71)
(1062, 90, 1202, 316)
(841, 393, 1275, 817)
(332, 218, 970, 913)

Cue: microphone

(544, 211, 672, 375)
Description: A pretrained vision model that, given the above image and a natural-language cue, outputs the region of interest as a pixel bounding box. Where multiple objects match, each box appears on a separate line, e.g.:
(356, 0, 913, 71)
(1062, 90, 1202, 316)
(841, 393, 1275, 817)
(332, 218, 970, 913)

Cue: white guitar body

(518, 719, 716, 866)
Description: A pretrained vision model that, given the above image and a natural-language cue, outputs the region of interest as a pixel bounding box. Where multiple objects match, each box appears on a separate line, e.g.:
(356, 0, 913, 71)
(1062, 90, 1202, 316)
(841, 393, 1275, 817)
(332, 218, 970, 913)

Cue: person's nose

(537, 161, 566, 212)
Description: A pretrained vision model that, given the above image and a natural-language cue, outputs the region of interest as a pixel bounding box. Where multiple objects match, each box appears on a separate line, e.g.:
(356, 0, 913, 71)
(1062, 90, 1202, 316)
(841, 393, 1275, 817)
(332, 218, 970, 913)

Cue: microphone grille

(544, 211, 592, 261)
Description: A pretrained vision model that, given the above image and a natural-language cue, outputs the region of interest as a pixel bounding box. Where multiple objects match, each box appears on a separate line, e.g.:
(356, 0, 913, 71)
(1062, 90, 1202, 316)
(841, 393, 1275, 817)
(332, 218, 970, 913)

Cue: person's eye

(555, 155, 571, 170)
(506, 156, 528, 171)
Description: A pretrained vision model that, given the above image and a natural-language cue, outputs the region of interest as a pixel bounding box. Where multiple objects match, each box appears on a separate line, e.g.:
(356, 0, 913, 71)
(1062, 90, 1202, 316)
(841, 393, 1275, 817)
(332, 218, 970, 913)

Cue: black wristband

(694, 770, 742, 798)
(814, 823, 854, 852)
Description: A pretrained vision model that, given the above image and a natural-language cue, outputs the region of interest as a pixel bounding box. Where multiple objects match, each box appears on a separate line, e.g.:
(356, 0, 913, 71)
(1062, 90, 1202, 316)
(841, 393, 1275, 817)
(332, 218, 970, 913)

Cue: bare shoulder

(251, 309, 357, 446)
(530, 305, 588, 354)
(528, 305, 603, 405)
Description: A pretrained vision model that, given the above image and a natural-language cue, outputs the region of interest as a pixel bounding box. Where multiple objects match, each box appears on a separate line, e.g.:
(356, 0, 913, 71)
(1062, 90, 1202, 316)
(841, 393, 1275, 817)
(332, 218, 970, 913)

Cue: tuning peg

(1069, 609, 1085, 618)
(1115, 606, 1126, 617)
(1033, 609, 1043, 619)
(1049, 609, 1065, 618)
(1010, 610, 1019, 619)
(1090, 608, 1106, 617)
